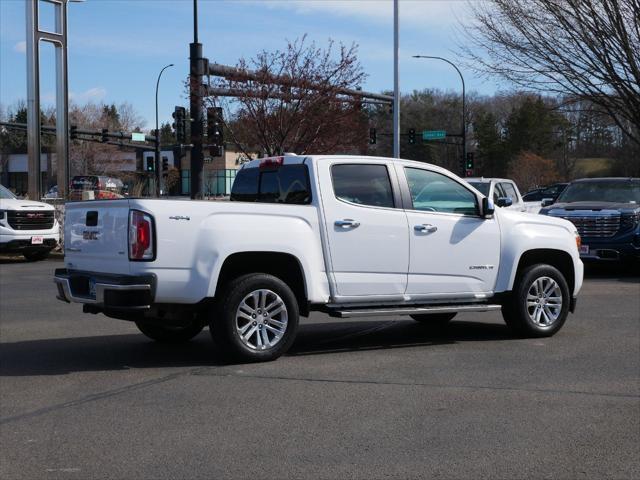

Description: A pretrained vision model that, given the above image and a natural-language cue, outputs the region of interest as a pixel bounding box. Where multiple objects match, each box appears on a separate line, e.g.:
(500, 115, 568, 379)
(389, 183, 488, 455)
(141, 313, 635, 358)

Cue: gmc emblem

(26, 213, 45, 218)
(83, 231, 99, 240)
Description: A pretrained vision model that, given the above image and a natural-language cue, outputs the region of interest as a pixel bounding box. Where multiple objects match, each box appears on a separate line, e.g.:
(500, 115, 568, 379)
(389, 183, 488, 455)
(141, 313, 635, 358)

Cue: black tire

(23, 250, 50, 262)
(502, 263, 570, 337)
(410, 312, 456, 326)
(135, 319, 204, 343)
(209, 273, 299, 363)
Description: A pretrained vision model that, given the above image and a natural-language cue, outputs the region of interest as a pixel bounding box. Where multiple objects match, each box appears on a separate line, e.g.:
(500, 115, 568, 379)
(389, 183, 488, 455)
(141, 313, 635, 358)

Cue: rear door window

(230, 164, 311, 204)
(331, 164, 395, 208)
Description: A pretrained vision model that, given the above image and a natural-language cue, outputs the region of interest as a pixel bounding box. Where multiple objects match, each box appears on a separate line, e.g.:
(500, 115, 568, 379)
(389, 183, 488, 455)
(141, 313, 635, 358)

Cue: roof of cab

(240, 154, 444, 172)
(466, 177, 514, 183)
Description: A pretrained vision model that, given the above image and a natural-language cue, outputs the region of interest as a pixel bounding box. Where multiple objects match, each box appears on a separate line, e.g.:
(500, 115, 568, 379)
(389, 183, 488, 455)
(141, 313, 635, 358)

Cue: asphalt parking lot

(1, 257, 638, 479)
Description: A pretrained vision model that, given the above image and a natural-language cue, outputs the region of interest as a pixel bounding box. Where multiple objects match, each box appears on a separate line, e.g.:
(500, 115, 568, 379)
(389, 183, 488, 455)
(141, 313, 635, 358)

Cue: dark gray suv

(540, 177, 640, 262)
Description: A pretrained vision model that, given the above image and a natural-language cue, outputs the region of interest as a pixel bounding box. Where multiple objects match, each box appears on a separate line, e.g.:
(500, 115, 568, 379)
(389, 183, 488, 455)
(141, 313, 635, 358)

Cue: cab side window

(331, 164, 395, 208)
(405, 168, 478, 215)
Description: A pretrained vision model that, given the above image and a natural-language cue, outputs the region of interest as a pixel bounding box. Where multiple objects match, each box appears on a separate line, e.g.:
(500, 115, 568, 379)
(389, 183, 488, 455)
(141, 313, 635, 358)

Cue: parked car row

(43, 175, 128, 200)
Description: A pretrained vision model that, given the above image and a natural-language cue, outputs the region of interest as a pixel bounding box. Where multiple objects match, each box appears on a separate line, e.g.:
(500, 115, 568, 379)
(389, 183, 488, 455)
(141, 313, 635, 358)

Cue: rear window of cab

(230, 164, 311, 204)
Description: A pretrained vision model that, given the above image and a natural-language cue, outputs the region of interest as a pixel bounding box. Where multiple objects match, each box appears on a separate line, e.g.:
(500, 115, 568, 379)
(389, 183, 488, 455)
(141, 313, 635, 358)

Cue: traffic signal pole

(189, 0, 205, 199)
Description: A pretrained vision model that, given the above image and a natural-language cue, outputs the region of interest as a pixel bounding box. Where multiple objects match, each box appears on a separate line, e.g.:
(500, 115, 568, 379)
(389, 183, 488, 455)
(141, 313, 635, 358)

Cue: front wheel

(135, 319, 204, 343)
(502, 264, 570, 337)
(210, 273, 299, 363)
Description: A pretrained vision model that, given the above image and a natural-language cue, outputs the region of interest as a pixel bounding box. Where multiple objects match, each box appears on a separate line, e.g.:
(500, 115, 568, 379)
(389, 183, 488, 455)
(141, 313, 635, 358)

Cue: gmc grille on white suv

(7, 211, 55, 230)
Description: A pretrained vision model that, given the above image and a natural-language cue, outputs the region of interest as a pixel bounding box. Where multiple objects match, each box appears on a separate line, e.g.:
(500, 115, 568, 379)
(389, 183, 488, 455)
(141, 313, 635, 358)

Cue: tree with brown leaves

(208, 36, 368, 157)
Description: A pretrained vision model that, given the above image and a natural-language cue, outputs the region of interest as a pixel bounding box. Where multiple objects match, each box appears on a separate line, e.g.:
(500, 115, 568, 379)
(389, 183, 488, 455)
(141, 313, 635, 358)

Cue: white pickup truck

(55, 155, 583, 362)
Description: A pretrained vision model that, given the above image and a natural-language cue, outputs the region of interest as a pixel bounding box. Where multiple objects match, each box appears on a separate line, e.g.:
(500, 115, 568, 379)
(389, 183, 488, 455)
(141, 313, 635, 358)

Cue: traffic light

(369, 128, 377, 145)
(207, 107, 224, 157)
(101, 128, 109, 143)
(70, 124, 78, 140)
(465, 152, 474, 170)
(408, 128, 416, 145)
(172, 106, 186, 144)
(146, 156, 155, 172)
(162, 157, 168, 172)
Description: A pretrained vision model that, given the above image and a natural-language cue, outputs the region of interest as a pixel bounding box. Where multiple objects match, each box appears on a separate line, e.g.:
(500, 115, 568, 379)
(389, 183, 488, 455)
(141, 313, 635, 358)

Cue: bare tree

(209, 36, 368, 157)
(68, 102, 145, 176)
(508, 151, 560, 191)
(461, 0, 640, 145)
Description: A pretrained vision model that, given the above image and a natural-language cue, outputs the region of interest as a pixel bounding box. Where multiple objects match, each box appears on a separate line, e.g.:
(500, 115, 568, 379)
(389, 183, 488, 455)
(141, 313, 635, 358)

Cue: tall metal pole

(393, 0, 400, 158)
(190, 0, 204, 199)
(155, 63, 174, 197)
(412, 55, 466, 176)
(26, 0, 78, 200)
(54, 0, 70, 199)
(26, 0, 41, 200)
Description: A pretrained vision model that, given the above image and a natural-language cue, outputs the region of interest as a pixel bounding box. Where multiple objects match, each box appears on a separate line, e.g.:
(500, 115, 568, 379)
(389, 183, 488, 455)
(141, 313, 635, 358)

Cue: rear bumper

(54, 268, 156, 310)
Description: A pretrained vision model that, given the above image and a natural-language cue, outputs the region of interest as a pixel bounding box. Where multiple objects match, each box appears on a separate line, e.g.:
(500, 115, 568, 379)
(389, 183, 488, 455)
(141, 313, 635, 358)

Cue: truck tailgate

(64, 200, 130, 274)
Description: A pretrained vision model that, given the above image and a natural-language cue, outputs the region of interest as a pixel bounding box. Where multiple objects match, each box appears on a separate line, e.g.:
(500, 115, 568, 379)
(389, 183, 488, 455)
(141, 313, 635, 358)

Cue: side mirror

(482, 197, 495, 218)
(496, 196, 513, 208)
(541, 198, 554, 207)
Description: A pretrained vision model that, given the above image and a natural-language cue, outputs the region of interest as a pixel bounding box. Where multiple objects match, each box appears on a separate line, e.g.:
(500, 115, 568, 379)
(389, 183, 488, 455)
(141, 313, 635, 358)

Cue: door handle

(414, 224, 437, 233)
(335, 219, 360, 229)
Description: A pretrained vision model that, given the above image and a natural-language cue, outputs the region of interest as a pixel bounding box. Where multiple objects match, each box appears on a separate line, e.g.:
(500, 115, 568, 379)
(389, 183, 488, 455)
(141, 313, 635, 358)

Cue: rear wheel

(502, 264, 570, 337)
(209, 273, 299, 362)
(23, 250, 50, 262)
(410, 313, 456, 326)
(135, 319, 203, 343)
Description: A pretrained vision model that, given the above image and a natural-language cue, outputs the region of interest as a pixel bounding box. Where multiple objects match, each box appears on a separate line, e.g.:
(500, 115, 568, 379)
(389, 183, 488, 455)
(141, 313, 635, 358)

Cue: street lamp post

(155, 63, 174, 197)
(412, 55, 466, 176)
(393, 0, 400, 158)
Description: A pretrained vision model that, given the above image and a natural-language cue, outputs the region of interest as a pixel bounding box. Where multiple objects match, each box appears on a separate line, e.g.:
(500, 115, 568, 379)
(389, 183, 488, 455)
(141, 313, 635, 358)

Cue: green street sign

(131, 132, 146, 142)
(422, 130, 446, 140)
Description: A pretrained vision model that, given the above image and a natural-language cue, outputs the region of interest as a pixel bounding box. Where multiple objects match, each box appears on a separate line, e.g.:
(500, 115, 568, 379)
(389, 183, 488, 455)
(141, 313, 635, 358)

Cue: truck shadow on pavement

(583, 262, 640, 282)
(0, 320, 512, 376)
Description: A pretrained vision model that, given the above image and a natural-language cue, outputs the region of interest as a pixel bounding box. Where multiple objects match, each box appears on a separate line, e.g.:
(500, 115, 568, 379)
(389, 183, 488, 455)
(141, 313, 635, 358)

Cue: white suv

(0, 184, 60, 261)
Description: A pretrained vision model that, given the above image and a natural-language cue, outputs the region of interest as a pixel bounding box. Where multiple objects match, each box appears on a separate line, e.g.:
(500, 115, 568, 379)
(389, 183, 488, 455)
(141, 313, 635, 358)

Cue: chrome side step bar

(330, 304, 502, 319)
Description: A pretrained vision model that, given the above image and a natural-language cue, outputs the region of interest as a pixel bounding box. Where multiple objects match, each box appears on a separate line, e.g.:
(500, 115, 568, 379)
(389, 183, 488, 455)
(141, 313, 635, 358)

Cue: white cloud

(70, 87, 107, 103)
(14, 41, 26, 54)
(259, 0, 472, 28)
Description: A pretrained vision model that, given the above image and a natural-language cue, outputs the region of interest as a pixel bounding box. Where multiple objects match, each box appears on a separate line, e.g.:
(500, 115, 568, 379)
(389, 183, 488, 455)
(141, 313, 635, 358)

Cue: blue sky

(1, 0, 503, 131)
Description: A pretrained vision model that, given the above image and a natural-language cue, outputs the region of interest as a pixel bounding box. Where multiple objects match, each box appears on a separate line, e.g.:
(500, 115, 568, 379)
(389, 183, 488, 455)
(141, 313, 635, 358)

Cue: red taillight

(129, 210, 154, 260)
(259, 157, 284, 169)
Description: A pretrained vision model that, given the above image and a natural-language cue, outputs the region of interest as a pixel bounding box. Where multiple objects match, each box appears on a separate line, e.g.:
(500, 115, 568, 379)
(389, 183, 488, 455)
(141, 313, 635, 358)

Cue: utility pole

(189, 0, 205, 199)
(393, 0, 400, 158)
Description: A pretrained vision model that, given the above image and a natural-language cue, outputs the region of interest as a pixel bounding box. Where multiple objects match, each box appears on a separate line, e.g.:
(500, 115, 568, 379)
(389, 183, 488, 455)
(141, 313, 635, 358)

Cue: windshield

(467, 182, 490, 196)
(557, 180, 640, 204)
(0, 184, 17, 199)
